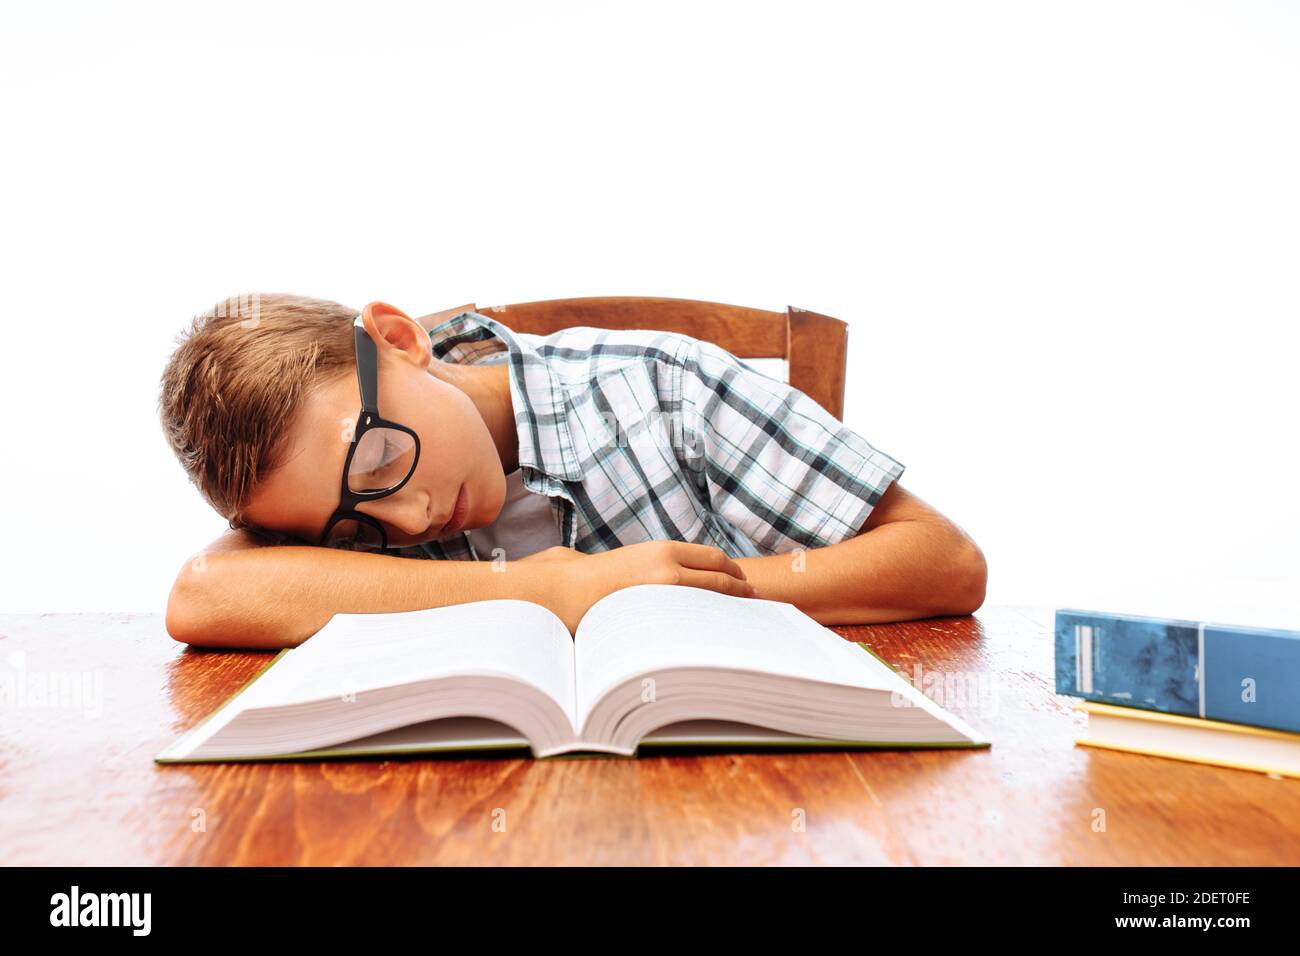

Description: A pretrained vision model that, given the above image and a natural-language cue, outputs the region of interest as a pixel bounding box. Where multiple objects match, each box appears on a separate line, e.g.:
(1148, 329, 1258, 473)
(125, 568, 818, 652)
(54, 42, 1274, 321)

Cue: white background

(1, 1, 1296, 626)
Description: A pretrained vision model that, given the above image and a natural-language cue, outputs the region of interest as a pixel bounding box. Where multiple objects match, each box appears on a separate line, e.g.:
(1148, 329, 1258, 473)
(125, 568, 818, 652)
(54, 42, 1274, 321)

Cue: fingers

(675, 567, 758, 599)
(665, 541, 748, 580)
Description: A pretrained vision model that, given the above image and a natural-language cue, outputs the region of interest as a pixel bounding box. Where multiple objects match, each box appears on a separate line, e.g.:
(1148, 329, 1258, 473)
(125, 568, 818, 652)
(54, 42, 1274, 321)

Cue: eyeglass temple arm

(353, 314, 380, 414)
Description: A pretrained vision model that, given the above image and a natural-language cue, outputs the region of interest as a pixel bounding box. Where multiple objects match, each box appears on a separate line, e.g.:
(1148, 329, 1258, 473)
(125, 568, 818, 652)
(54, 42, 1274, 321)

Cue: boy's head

(158, 294, 509, 548)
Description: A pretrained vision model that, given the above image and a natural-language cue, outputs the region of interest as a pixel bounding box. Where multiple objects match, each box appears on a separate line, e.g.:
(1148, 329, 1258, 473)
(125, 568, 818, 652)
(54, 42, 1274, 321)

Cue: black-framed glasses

(317, 314, 421, 552)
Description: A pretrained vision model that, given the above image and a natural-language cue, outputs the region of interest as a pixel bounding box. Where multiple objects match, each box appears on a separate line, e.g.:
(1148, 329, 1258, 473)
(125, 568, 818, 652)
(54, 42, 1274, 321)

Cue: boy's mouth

(436, 483, 469, 537)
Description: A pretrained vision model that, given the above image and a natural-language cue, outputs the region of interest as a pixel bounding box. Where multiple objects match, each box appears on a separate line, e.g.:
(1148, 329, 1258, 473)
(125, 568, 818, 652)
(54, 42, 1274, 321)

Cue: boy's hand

(516, 541, 755, 634)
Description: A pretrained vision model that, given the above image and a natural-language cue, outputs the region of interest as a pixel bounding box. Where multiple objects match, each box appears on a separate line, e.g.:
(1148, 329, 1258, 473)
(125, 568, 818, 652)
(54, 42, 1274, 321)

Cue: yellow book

(1075, 700, 1300, 779)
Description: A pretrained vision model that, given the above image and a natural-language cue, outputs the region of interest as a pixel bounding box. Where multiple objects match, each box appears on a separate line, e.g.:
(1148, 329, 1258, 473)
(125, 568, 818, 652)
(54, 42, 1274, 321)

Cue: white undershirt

(465, 468, 564, 561)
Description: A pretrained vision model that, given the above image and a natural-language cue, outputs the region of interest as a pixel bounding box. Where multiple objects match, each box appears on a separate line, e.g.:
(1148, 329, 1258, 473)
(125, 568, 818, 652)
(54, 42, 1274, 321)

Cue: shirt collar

(426, 311, 583, 482)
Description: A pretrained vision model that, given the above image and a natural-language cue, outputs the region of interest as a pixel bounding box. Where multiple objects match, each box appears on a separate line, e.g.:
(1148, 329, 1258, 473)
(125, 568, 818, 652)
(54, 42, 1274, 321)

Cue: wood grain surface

(1, 607, 1297, 865)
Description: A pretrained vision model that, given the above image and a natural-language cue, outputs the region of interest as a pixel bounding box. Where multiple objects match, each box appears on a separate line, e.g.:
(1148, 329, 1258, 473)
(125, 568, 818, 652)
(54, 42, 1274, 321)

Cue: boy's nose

(398, 500, 436, 537)
(369, 495, 434, 539)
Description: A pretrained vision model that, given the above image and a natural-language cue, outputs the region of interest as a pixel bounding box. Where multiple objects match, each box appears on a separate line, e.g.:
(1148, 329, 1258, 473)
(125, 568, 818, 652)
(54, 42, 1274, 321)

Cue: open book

(156, 584, 989, 762)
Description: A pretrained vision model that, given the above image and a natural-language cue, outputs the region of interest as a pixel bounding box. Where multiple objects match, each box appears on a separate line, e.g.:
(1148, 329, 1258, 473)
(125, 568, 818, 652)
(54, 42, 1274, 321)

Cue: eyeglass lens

(348, 427, 417, 493)
(324, 517, 386, 552)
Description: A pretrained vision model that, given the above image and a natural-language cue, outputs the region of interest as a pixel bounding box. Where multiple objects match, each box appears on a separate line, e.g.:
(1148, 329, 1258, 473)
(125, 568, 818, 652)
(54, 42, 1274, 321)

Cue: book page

(573, 584, 900, 726)
(242, 599, 578, 728)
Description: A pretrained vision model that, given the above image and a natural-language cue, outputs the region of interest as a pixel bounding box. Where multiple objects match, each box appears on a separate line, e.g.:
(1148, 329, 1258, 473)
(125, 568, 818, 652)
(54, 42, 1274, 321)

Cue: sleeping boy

(158, 294, 986, 648)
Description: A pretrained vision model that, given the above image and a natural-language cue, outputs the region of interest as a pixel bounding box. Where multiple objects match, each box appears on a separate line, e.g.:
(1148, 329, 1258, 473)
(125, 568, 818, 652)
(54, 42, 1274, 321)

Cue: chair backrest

(417, 295, 848, 420)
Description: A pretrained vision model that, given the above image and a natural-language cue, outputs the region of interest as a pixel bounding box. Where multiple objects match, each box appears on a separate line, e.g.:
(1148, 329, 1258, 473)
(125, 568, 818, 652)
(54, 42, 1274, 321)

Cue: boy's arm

(164, 529, 552, 650)
(165, 531, 755, 649)
(733, 482, 987, 625)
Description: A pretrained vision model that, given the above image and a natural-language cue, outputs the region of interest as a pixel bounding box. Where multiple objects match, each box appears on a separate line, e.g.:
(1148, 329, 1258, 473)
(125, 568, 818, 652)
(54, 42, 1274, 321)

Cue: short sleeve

(678, 338, 905, 554)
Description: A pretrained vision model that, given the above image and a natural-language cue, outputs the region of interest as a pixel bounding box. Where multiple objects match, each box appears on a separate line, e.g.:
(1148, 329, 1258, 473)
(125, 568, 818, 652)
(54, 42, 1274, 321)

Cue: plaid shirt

(392, 310, 905, 562)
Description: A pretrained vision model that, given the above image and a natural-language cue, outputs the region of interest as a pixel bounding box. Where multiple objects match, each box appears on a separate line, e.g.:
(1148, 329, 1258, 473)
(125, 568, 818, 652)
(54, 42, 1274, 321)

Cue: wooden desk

(2, 607, 1297, 865)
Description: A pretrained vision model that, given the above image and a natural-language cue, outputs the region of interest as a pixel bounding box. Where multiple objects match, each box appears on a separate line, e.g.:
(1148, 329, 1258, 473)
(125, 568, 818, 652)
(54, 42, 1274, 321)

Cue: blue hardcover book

(1054, 608, 1300, 734)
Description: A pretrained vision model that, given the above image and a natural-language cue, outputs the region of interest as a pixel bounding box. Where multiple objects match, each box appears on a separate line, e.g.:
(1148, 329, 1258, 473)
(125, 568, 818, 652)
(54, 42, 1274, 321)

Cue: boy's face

(240, 303, 509, 549)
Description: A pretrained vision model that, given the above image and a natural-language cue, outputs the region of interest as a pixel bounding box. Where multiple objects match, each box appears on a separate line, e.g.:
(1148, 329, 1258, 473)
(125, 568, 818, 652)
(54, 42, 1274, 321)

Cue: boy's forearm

(166, 545, 549, 650)
(734, 520, 987, 626)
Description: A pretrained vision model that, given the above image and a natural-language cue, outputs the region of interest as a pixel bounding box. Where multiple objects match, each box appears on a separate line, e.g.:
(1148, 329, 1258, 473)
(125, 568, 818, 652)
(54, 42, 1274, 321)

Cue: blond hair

(157, 293, 359, 535)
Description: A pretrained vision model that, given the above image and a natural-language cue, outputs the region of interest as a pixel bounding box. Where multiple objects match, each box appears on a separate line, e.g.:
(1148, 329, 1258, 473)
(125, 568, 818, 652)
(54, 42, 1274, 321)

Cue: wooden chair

(417, 295, 849, 420)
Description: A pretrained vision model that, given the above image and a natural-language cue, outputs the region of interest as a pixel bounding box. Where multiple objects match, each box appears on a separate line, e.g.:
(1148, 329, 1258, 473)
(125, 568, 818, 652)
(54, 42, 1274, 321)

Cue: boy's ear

(362, 300, 412, 325)
(360, 302, 427, 355)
